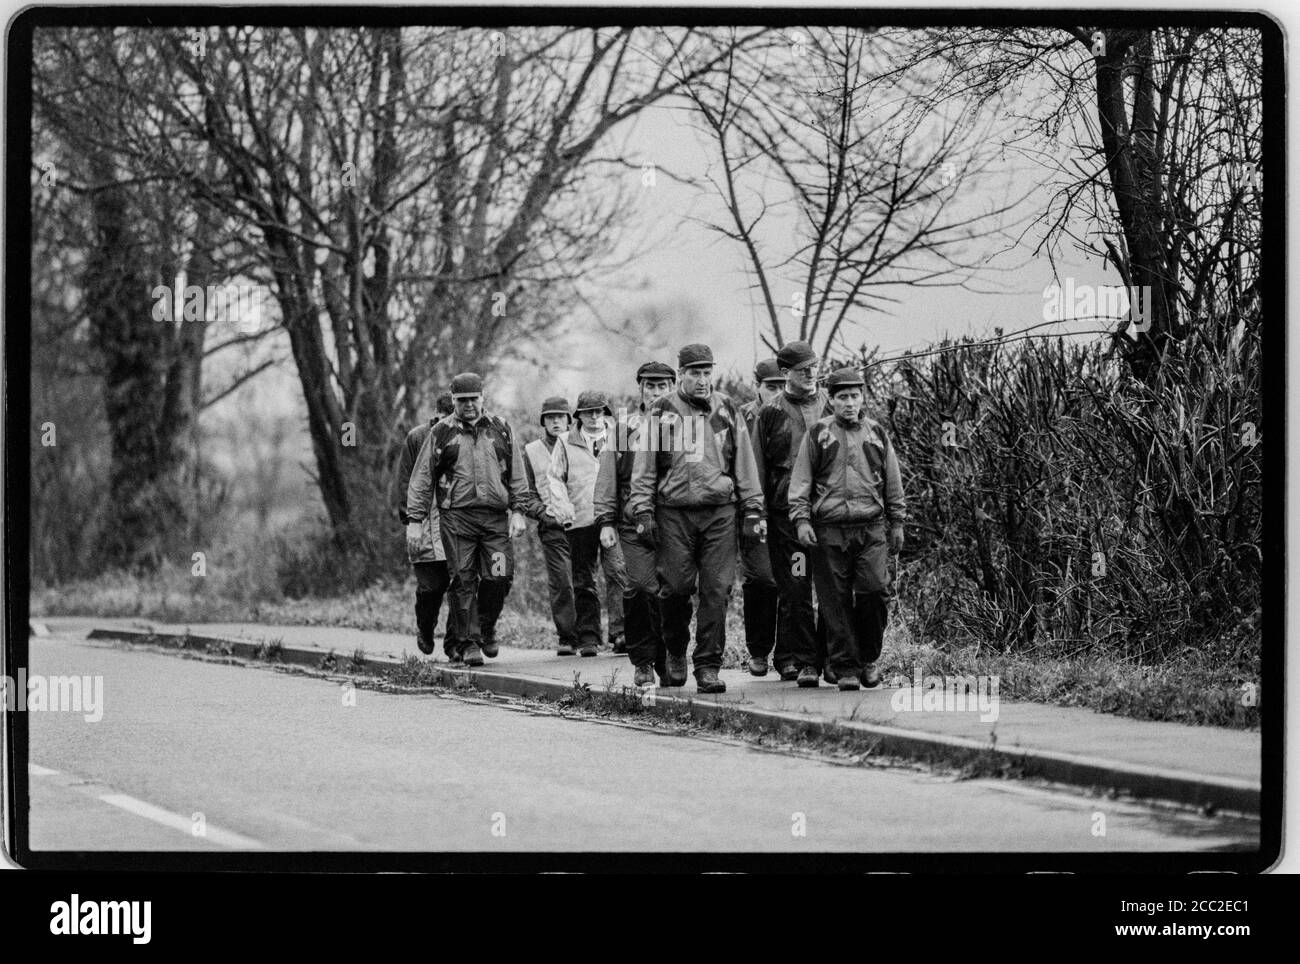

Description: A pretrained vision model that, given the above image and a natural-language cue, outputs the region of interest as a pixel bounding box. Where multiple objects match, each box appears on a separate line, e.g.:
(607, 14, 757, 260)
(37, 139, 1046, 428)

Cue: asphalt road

(21, 634, 1256, 852)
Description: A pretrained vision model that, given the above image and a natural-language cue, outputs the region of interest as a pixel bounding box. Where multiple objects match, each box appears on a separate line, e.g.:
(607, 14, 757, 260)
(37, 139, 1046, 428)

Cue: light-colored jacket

(788, 414, 906, 527)
(548, 426, 607, 529)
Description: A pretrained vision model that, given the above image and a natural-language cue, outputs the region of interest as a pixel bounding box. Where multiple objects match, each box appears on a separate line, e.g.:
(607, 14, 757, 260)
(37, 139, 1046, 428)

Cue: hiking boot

(633, 663, 656, 687)
(444, 642, 464, 664)
(777, 662, 799, 682)
(837, 675, 861, 691)
(860, 662, 882, 688)
(748, 656, 769, 677)
(822, 665, 839, 685)
(695, 667, 726, 694)
(461, 643, 485, 667)
(796, 666, 820, 688)
(480, 637, 499, 658)
(556, 642, 578, 656)
(416, 634, 435, 656)
(579, 640, 599, 657)
(610, 634, 627, 654)
(663, 653, 689, 687)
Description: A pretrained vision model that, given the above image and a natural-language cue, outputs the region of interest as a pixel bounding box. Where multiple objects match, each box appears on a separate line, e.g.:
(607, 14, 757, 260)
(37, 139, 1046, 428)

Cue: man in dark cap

(752, 340, 834, 686)
(523, 395, 581, 655)
(547, 390, 617, 657)
(406, 372, 551, 666)
(788, 367, 906, 690)
(392, 392, 463, 659)
(629, 344, 766, 694)
(595, 362, 675, 686)
(737, 359, 785, 675)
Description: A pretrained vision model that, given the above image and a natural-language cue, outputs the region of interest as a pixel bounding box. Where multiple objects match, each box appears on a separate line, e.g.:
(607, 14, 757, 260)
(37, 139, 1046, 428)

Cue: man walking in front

(393, 393, 463, 660)
(788, 367, 906, 690)
(406, 372, 550, 667)
(595, 362, 675, 687)
(737, 358, 784, 676)
(523, 395, 581, 656)
(752, 340, 832, 686)
(629, 344, 766, 694)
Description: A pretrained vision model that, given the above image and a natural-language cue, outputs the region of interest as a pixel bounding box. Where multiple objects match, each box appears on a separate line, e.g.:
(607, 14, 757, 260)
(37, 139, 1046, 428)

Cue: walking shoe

(610, 634, 628, 654)
(445, 643, 464, 664)
(777, 662, 799, 682)
(663, 653, 689, 687)
(633, 663, 656, 687)
(860, 662, 882, 687)
(461, 643, 485, 667)
(748, 656, 769, 677)
(837, 675, 861, 691)
(416, 635, 435, 656)
(823, 665, 839, 685)
(796, 666, 820, 688)
(579, 641, 599, 657)
(695, 667, 727, 694)
(480, 637, 499, 658)
(556, 642, 577, 656)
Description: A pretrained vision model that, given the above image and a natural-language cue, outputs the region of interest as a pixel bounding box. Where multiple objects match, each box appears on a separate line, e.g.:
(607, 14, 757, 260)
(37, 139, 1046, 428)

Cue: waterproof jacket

(406, 412, 544, 522)
(523, 436, 564, 529)
(548, 425, 608, 529)
(594, 410, 645, 530)
(628, 387, 764, 518)
(788, 414, 906, 527)
(752, 389, 831, 513)
(392, 417, 448, 563)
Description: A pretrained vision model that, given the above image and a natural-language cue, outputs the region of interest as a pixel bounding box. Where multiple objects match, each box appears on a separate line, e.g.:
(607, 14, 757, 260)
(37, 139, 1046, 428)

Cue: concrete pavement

(36, 616, 1263, 813)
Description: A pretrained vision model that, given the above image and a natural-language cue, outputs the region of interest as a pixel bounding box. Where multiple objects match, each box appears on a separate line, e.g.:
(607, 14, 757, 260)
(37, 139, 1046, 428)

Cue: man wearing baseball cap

(523, 395, 581, 655)
(628, 343, 766, 694)
(392, 392, 464, 659)
(595, 362, 675, 686)
(406, 372, 551, 666)
(788, 367, 906, 690)
(752, 340, 833, 685)
(737, 359, 784, 675)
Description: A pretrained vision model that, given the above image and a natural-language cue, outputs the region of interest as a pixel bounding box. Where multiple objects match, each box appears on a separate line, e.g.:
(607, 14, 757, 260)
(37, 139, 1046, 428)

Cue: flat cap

(776, 340, 817, 371)
(825, 366, 866, 395)
(636, 360, 676, 382)
(754, 358, 785, 383)
(450, 372, 484, 397)
(678, 343, 714, 369)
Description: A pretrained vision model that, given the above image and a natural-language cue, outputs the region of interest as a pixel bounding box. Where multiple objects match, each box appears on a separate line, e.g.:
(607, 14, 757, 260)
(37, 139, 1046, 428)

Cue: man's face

(455, 394, 483, 421)
(576, 409, 607, 432)
(830, 387, 863, 421)
(541, 413, 569, 438)
(757, 379, 786, 406)
(680, 365, 713, 398)
(784, 361, 819, 395)
(640, 377, 674, 406)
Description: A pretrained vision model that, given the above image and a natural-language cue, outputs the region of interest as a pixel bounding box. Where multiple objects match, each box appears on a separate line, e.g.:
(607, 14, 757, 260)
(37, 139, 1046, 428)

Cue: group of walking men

(393, 339, 907, 695)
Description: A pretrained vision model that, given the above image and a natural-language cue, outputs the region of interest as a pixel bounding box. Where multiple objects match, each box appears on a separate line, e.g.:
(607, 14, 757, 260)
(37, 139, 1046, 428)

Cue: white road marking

(29, 764, 59, 777)
(97, 793, 267, 849)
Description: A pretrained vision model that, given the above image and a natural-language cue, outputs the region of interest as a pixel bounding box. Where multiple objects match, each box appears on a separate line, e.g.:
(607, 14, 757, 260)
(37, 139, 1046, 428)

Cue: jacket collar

(676, 384, 713, 413)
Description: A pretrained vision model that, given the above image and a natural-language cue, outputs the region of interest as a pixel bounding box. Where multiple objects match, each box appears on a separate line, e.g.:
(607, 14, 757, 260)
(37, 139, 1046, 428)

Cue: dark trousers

(809, 520, 891, 676)
(537, 522, 577, 646)
(620, 525, 664, 671)
(657, 504, 737, 673)
(566, 525, 604, 648)
(441, 507, 514, 645)
(601, 540, 627, 640)
(738, 512, 778, 661)
(413, 561, 465, 657)
(768, 513, 822, 670)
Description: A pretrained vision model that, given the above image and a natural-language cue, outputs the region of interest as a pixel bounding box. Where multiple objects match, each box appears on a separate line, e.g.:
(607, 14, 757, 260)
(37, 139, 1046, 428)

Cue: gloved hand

(599, 525, 618, 549)
(635, 512, 658, 548)
(405, 521, 423, 551)
(509, 511, 527, 539)
(796, 521, 818, 547)
(888, 524, 905, 554)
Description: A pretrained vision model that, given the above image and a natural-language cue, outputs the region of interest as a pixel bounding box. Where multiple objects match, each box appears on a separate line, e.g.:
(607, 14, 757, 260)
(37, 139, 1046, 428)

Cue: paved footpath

(37, 616, 1261, 809)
